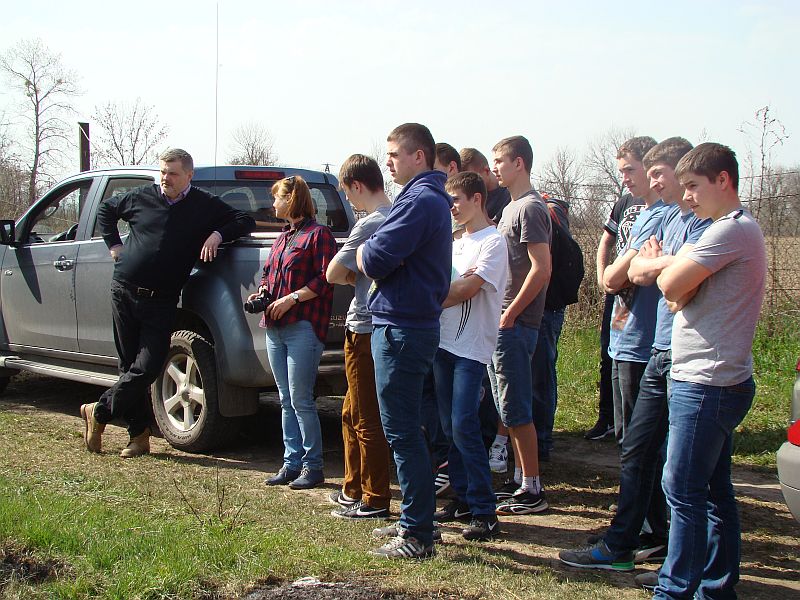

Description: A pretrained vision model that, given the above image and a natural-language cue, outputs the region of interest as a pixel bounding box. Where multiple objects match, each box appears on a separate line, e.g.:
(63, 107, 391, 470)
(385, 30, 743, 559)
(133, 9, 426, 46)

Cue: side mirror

(0, 220, 15, 245)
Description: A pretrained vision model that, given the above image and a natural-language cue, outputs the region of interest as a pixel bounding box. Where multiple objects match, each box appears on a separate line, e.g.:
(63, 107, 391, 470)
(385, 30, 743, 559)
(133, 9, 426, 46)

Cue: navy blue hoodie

(361, 170, 452, 328)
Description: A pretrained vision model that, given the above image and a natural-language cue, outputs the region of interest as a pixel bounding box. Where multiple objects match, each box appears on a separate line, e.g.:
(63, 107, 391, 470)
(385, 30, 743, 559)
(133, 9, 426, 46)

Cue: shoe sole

(331, 509, 389, 520)
(80, 404, 101, 453)
(559, 557, 634, 571)
(496, 500, 549, 515)
(489, 465, 508, 474)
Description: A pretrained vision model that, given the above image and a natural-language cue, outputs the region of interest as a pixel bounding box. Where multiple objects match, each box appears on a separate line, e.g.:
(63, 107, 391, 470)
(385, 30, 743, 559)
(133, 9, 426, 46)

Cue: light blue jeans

(266, 320, 325, 471)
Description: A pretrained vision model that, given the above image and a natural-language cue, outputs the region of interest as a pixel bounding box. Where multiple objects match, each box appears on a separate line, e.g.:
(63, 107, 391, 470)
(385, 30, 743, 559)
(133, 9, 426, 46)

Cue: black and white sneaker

(462, 515, 501, 541)
(370, 533, 435, 560)
(372, 523, 442, 542)
(495, 489, 548, 515)
(331, 500, 389, 520)
(634, 540, 668, 563)
(494, 479, 520, 502)
(434, 499, 472, 523)
(434, 462, 450, 497)
(584, 419, 614, 440)
(328, 490, 358, 509)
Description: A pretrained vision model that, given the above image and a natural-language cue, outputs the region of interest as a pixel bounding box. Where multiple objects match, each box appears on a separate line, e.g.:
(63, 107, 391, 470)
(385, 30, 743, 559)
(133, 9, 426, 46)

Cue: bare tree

(91, 98, 169, 167)
(227, 122, 277, 166)
(537, 146, 587, 202)
(584, 126, 637, 203)
(0, 38, 81, 205)
(0, 115, 28, 219)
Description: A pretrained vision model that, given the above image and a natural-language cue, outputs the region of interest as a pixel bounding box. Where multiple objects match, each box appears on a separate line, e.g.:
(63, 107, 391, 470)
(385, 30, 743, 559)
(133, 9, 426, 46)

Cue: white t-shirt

(439, 225, 508, 364)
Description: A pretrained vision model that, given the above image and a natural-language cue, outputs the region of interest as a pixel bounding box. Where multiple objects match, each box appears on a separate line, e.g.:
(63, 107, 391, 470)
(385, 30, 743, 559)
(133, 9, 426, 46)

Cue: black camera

(244, 290, 272, 314)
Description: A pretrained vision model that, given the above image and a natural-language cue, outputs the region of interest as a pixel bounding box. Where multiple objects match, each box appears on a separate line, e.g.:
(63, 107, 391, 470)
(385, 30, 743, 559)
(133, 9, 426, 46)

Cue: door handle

(53, 256, 75, 271)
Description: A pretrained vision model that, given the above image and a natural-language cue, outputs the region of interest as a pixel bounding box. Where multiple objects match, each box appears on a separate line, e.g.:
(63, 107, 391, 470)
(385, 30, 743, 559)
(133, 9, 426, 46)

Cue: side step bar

(0, 357, 118, 387)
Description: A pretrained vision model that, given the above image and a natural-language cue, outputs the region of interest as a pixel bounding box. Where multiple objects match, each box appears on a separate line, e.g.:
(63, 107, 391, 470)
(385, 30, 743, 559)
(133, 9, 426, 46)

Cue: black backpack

(544, 200, 585, 310)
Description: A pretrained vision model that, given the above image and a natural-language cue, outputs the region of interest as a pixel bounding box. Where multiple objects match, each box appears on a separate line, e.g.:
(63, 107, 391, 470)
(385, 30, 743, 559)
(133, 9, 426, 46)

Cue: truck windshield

(193, 180, 349, 233)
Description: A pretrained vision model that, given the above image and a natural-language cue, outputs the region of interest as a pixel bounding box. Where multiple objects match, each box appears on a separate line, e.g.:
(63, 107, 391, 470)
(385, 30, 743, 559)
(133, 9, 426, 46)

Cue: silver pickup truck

(0, 165, 354, 451)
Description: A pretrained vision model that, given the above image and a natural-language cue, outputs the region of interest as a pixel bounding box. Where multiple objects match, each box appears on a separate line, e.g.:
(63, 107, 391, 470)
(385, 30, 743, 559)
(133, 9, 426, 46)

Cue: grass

(555, 315, 800, 468)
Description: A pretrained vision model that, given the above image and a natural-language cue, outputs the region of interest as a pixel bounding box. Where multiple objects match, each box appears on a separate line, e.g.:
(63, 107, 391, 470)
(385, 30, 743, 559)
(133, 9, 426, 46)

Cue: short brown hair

(675, 142, 739, 191)
(387, 123, 436, 170)
(445, 171, 487, 208)
(339, 154, 384, 193)
(271, 175, 315, 220)
(459, 147, 489, 172)
(616, 136, 658, 162)
(492, 135, 533, 173)
(643, 137, 694, 171)
(158, 148, 193, 172)
(435, 143, 462, 171)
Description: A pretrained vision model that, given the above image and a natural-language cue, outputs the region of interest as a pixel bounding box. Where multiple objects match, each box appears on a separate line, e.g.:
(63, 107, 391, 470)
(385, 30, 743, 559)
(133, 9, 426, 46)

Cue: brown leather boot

(80, 402, 105, 453)
(120, 427, 151, 458)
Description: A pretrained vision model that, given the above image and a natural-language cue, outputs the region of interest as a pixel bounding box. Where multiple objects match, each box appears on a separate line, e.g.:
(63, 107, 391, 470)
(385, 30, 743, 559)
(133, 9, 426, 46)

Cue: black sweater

(97, 184, 256, 295)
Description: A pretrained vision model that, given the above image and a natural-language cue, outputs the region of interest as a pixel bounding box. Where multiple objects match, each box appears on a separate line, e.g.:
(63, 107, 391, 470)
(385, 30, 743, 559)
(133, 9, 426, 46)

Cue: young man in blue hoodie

(356, 123, 453, 559)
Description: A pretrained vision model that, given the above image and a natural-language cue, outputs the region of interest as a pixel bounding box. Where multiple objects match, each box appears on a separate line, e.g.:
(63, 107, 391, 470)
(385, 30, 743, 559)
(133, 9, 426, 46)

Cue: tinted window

(193, 180, 349, 233)
(27, 180, 93, 243)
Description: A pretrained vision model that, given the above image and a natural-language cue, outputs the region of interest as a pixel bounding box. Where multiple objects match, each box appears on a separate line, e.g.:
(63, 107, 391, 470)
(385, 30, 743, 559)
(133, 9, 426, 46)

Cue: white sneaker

(488, 443, 508, 473)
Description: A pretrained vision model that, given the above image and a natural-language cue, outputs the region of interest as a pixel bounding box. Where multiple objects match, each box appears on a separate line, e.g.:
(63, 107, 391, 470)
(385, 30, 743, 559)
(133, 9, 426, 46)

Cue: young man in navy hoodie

(356, 123, 453, 559)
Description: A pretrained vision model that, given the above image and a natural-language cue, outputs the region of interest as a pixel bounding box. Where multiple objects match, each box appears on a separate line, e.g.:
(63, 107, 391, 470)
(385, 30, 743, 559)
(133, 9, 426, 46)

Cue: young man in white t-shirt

(432, 171, 508, 540)
(654, 143, 766, 599)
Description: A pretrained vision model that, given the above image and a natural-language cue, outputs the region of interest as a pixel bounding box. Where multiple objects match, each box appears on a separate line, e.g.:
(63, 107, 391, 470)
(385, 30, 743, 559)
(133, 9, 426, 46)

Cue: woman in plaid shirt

(252, 175, 337, 490)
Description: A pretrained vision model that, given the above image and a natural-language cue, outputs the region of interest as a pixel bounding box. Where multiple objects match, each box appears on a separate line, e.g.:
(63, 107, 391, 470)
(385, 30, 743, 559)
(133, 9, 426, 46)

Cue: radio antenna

(214, 2, 219, 175)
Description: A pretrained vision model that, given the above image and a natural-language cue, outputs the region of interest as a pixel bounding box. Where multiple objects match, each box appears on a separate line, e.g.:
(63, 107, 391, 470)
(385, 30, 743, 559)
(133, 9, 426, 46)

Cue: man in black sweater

(80, 148, 255, 458)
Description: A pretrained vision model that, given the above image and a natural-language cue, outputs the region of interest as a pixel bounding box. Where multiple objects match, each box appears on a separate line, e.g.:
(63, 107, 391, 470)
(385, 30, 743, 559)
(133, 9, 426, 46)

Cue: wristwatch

(290, 292, 300, 304)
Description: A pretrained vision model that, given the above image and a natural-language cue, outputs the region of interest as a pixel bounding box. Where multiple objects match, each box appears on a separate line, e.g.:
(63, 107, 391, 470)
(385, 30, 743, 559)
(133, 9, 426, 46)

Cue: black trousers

(598, 293, 615, 424)
(95, 280, 177, 437)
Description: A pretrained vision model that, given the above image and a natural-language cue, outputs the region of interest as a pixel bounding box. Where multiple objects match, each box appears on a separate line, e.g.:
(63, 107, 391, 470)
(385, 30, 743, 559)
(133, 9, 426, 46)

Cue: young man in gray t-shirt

(326, 155, 392, 520)
(654, 143, 766, 599)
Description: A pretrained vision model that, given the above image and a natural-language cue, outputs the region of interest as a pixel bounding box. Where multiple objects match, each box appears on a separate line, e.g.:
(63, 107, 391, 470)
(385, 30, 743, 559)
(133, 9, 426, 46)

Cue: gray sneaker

(370, 534, 435, 559)
(634, 570, 660, 591)
(372, 523, 442, 542)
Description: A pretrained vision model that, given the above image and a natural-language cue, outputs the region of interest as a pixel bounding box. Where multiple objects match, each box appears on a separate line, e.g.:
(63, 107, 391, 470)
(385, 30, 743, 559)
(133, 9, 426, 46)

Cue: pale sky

(1, 0, 798, 181)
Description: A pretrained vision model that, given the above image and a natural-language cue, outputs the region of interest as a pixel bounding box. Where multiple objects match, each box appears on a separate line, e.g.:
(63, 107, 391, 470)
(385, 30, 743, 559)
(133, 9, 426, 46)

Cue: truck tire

(151, 330, 240, 452)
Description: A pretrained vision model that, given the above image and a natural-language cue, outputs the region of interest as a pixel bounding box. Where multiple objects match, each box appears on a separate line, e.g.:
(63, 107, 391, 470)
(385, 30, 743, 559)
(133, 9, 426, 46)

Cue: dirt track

(1, 372, 798, 599)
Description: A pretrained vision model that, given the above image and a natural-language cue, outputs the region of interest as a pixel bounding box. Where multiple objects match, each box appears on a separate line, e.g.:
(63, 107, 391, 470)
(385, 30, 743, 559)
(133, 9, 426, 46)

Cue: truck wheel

(151, 330, 239, 452)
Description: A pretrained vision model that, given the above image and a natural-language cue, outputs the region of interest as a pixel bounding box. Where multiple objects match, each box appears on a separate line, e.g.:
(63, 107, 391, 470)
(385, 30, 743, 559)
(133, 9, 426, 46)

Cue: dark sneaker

(328, 490, 358, 508)
(634, 570, 660, 591)
(288, 468, 325, 490)
(634, 541, 668, 563)
(331, 500, 389, 520)
(558, 540, 635, 571)
(370, 534, 435, 559)
(584, 419, 614, 440)
(586, 533, 603, 544)
(371, 523, 442, 543)
(434, 499, 472, 522)
(434, 462, 450, 497)
(462, 515, 500, 541)
(265, 466, 301, 486)
(494, 479, 520, 502)
(495, 489, 548, 515)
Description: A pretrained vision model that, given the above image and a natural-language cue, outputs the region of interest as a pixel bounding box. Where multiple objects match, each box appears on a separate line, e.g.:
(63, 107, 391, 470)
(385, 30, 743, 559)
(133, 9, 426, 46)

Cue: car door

(1, 178, 96, 353)
(75, 175, 156, 357)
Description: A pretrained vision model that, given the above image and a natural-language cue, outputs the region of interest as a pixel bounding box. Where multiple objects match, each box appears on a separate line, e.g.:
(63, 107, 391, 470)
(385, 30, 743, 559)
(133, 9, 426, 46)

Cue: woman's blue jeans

(266, 320, 325, 471)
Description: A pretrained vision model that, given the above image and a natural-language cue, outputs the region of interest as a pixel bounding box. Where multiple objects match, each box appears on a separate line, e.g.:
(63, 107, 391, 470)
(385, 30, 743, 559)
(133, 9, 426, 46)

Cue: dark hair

(445, 171, 487, 208)
(460, 147, 488, 171)
(675, 142, 739, 191)
(617, 136, 658, 162)
(643, 137, 694, 171)
(387, 123, 436, 170)
(339, 154, 384, 193)
(492, 135, 533, 173)
(435, 143, 462, 172)
(271, 175, 315, 220)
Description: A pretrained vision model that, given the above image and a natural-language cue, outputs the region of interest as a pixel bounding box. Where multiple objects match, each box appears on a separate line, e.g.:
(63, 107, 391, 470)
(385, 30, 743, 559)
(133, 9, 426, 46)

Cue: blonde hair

(271, 175, 315, 220)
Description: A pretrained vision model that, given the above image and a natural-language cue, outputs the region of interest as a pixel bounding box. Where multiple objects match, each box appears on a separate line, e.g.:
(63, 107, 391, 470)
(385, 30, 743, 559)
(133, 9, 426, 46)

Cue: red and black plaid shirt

(260, 218, 337, 342)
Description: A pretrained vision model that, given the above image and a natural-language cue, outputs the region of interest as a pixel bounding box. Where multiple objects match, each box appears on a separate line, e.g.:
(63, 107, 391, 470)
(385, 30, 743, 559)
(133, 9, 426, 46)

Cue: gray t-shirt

(671, 209, 766, 386)
(334, 205, 391, 333)
(497, 189, 552, 329)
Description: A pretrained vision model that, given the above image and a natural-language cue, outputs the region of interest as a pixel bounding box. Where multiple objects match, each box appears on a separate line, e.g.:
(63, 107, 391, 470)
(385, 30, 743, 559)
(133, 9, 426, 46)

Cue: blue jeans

(531, 307, 565, 455)
(604, 348, 671, 554)
(433, 348, 496, 517)
(421, 369, 449, 468)
(656, 377, 755, 600)
(372, 325, 439, 546)
(266, 320, 325, 471)
(488, 322, 539, 427)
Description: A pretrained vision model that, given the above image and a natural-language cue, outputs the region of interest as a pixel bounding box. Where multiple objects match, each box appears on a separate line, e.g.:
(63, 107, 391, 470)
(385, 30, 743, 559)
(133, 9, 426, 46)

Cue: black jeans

(611, 359, 648, 446)
(95, 280, 177, 437)
(598, 294, 615, 425)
